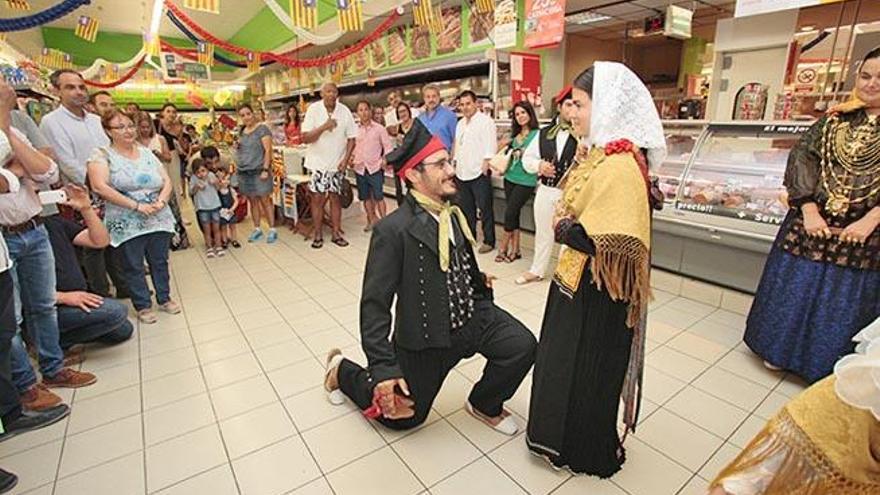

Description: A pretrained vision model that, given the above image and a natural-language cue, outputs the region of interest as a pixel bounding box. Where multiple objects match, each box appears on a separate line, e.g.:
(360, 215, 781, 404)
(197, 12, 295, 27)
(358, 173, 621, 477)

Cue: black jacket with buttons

(360, 193, 493, 384)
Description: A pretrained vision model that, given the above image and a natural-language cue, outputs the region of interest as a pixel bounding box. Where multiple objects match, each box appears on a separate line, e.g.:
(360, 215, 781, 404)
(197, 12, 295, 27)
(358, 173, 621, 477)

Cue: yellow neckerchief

(546, 118, 572, 140)
(410, 190, 476, 272)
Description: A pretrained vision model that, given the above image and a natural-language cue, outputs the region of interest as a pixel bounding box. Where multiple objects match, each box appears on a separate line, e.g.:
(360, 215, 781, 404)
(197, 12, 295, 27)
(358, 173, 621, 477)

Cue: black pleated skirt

(526, 268, 633, 478)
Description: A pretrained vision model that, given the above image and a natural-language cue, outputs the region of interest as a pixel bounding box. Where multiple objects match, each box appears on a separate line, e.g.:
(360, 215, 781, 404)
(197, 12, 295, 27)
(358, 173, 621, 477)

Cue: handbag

(488, 147, 511, 175)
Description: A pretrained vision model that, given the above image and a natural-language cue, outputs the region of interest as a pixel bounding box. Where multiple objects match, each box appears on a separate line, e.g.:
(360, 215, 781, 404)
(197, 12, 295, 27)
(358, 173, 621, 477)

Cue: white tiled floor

(0, 206, 810, 495)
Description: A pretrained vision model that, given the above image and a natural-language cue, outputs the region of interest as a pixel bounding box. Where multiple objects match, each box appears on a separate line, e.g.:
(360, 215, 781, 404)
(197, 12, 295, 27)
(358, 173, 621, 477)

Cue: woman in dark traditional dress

(527, 61, 666, 477)
(744, 47, 880, 384)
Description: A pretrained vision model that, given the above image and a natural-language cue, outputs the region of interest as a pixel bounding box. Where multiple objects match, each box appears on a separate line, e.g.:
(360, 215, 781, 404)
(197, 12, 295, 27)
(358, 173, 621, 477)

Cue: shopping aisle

(0, 211, 808, 495)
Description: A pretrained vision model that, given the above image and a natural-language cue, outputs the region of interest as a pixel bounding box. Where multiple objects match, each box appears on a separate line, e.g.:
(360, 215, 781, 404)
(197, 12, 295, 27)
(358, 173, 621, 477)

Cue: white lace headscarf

(834, 316, 880, 421)
(585, 61, 667, 170)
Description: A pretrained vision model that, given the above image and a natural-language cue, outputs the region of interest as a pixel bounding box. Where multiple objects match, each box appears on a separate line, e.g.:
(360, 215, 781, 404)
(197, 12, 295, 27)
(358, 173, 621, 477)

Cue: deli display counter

(653, 121, 812, 293)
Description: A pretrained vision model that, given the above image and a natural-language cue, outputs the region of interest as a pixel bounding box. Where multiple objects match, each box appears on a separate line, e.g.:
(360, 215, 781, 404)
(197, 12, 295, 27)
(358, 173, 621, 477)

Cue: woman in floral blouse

(88, 109, 180, 324)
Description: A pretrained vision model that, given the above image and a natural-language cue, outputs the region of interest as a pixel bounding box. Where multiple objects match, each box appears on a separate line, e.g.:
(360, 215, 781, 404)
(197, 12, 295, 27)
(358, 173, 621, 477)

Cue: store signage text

(524, 0, 566, 50)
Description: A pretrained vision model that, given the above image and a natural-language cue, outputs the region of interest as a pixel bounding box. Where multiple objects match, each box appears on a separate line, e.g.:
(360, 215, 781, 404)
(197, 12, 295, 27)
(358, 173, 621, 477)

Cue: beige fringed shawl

(711, 377, 880, 494)
(553, 146, 652, 328)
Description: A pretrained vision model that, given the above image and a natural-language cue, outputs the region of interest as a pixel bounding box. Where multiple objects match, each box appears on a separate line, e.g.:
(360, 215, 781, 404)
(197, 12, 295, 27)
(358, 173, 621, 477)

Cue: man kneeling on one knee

(324, 120, 536, 433)
(47, 185, 133, 350)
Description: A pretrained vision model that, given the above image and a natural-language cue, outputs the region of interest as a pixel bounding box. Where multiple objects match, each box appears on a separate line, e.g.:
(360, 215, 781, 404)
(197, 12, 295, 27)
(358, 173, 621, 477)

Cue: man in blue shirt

(417, 84, 457, 150)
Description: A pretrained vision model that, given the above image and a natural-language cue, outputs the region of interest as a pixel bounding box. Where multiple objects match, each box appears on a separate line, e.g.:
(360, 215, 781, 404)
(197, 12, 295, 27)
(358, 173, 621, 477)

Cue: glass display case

(655, 120, 707, 208)
(653, 121, 814, 293)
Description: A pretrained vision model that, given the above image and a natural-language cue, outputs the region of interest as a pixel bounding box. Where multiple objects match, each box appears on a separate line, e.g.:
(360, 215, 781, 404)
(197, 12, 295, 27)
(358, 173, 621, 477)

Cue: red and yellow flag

(197, 41, 214, 66)
(4, 0, 29, 11)
(289, 0, 318, 30)
(474, 0, 494, 14)
(183, 0, 219, 14)
(246, 52, 261, 73)
(413, 0, 441, 34)
(74, 15, 100, 43)
(337, 0, 363, 32)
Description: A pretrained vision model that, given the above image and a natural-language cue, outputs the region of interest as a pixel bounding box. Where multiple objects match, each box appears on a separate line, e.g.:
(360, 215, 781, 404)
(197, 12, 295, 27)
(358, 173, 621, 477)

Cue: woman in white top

(135, 111, 172, 164)
(135, 111, 190, 250)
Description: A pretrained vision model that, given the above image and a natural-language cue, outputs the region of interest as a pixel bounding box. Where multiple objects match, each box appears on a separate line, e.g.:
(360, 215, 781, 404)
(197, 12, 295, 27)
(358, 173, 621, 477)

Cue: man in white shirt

(39, 70, 109, 186)
(517, 86, 579, 285)
(301, 82, 357, 249)
(452, 90, 497, 253)
(39, 70, 124, 300)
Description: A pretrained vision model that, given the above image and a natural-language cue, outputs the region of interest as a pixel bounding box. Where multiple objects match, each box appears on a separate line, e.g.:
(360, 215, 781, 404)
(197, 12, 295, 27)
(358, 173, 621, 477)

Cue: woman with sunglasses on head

(492, 101, 539, 264)
(743, 47, 880, 384)
(87, 109, 180, 324)
(527, 62, 666, 477)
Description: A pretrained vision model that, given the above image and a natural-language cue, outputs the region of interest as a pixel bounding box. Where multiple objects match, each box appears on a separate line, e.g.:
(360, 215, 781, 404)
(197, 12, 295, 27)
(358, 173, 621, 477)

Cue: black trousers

(338, 301, 536, 430)
(455, 174, 496, 247)
(502, 180, 535, 232)
(80, 246, 129, 299)
(0, 271, 22, 425)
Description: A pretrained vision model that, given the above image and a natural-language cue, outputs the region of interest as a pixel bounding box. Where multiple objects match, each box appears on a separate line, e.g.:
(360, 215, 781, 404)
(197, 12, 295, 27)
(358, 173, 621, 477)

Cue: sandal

(311, 238, 324, 249)
(495, 253, 508, 263)
(515, 273, 543, 285)
(506, 252, 522, 263)
(331, 237, 349, 247)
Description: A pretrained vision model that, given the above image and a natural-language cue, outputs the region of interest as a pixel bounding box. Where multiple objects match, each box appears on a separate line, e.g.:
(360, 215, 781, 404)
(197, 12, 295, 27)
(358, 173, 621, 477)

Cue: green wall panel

(41, 27, 235, 72)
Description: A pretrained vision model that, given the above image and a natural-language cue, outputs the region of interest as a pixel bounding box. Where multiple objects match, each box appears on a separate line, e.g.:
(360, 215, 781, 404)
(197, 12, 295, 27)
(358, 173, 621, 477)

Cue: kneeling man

(324, 120, 535, 434)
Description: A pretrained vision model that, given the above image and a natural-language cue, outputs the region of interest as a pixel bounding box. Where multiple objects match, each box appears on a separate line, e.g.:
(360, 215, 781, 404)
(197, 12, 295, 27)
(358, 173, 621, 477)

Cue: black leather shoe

(0, 404, 70, 443)
(0, 468, 17, 493)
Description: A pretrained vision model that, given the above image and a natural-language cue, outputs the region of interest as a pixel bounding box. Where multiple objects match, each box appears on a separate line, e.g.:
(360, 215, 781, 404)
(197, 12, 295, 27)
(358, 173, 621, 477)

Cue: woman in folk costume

(744, 47, 880, 383)
(710, 316, 880, 494)
(527, 61, 666, 477)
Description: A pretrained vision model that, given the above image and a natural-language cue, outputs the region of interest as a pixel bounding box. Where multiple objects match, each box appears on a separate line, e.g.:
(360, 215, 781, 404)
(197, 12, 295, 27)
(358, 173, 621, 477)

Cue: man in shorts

(352, 100, 393, 232)
(301, 83, 357, 248)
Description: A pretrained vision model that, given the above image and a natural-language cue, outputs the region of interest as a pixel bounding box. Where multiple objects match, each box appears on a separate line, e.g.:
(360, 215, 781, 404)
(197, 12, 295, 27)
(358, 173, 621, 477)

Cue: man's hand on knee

(374, 378, 415, 420)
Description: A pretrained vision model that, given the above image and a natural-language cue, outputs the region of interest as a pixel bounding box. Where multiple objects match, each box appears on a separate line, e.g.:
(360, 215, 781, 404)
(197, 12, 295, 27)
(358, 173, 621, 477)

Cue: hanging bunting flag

(413, 0, 441, 34)
(183, 0, 219, 14)
(366, 69, 376, 87)
(62, 53, 73, 70)
(289, 0, 318, 31)
(246, 52, 260, 73)
(0, 33, 6, 43)
(337, 0, 363, 32)
(473, 0, 494, 14)
(39, 48, 64, 69)
(144, 33, 160, 58)
(105, 64, 119, 82)
(74, 15, 99, 43)
(197, 41, 214, 66)
(4, 0, 30, 10)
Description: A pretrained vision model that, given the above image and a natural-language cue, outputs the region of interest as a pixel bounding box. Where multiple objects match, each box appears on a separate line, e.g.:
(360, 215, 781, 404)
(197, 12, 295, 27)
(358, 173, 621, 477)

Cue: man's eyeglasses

(422, 158, 452, 169)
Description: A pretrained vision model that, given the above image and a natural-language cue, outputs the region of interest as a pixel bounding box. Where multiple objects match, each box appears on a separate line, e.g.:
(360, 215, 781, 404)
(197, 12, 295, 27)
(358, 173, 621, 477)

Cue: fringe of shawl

(588, 234, 652, 329)
(710, 409, 880, 494)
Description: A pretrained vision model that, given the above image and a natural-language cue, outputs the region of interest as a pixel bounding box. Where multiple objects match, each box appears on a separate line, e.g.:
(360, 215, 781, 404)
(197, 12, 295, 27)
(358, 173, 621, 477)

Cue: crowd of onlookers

(291, 81, 567, 288)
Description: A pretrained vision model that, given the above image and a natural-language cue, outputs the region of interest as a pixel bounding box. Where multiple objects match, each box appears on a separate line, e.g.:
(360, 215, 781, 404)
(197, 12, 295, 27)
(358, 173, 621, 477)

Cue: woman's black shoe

(0, 468, 17, 493)
(0, 404, 70, 443)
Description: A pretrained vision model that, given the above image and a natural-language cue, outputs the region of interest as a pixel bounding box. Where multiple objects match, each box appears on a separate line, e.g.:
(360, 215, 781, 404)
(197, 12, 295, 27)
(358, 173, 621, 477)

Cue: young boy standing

(189, 158, 224, 257)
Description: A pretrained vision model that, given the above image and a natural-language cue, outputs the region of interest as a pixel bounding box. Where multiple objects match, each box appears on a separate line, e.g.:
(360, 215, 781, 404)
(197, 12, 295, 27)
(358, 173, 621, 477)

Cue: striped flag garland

(413, 0, 441, 34)
(4, 0, 29, 10)
(183, 0, 219, 14)
(62, 53, 73, 70)
(196, 41, 214, 66)
(74, 15, 99, 43)
(246, 52, 260, 73)
(38, 48, 60, 69)
(289, 0, 318, 30)
(473, 0, 494, 14)
(144, 33, 160, 58)
(337, 0, 363, 32)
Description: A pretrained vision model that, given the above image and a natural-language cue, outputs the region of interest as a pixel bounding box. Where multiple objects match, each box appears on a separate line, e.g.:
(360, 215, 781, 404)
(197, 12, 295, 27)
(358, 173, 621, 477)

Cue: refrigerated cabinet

(653, 121, 812, 293)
